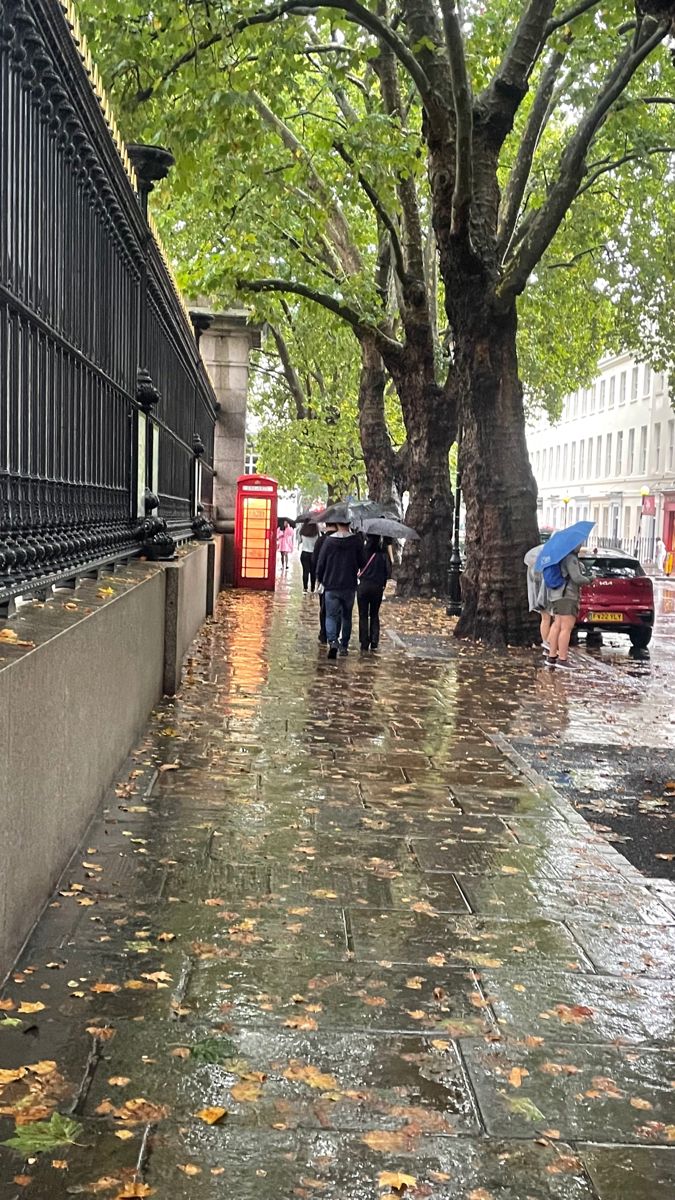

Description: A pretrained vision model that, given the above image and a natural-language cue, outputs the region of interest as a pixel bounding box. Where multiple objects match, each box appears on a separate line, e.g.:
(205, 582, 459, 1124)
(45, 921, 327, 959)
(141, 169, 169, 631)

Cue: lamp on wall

(562, 496, 571, 527)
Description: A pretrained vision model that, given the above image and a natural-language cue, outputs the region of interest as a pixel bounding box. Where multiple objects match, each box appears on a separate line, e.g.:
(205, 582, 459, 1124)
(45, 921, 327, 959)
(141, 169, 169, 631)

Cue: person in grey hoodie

(316, 507, 366, 659)
(546, 548, 589, 670)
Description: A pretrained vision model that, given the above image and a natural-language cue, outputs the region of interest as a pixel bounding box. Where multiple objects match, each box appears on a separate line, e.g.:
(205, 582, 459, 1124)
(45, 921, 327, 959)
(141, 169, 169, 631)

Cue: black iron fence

(0, 0, 217, 614)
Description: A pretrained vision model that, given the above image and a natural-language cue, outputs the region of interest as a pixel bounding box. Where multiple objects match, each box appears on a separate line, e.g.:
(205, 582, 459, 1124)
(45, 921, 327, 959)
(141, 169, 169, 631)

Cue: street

(0, 575, 673, 1198)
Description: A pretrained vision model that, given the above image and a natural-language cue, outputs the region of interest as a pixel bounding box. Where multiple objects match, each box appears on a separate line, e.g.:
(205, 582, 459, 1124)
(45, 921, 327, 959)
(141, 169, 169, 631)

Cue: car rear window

(583, 557, 645, 578)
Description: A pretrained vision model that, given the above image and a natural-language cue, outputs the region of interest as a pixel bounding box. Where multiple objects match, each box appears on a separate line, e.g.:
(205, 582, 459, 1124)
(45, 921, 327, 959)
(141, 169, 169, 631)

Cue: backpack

(542, 561, 565, 590)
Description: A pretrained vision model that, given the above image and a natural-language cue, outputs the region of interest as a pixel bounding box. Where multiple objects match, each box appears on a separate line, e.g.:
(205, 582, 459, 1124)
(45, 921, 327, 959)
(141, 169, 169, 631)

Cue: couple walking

(315, 506, 390, 659)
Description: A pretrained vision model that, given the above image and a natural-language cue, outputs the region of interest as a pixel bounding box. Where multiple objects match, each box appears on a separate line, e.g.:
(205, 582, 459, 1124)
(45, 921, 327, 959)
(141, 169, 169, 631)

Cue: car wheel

(628, 627, 652, 649)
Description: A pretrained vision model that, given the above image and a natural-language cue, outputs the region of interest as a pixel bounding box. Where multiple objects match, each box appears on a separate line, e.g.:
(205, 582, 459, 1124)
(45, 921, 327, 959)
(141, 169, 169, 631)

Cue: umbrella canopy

(535, 521, 594, 571)
(277, 515, 296, 529)
(321, 503, 352, 525)
(349, 500, 398, 521)
(296, 507, 326, 522)
(362, 517, 419, 541)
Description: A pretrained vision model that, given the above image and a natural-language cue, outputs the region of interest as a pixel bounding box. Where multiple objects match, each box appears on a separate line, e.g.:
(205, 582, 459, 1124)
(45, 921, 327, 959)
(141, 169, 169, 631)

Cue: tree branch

(249, 91, 362, 275)
(545, 0, 603, 36)
(439, 1, 474, 236)
(135, 0, 436, 115)
(497, 45, 567, 257)
(498, 17, 669, 301)
(546, 243, 607, 269)
(334, 141, 407, 284)
(574, 144, 675, 197)
(479, 1, 557, 140)
(237, 277, 403, 358)
(268, 322, 309, 419)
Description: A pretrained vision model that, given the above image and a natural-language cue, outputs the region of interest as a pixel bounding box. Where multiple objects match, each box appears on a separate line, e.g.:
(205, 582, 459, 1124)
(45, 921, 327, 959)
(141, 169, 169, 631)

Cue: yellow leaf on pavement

(18, 1002, 45, 1014)
(0, 1067, 26, 1085)
(283, 1063, 338, 1091)
(230, 1081, 263, 1102)
(196, 1106, 228, 1125)
(378, 1171, 417, 1190)
(508, 1066, 529, 1088)
(177, 1164, 202, 1176)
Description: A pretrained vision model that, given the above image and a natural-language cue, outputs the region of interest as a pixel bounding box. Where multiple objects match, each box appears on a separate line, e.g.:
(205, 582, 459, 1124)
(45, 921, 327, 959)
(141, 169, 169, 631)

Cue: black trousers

(301, 551, 316, 591)
(358, 586, 384, 649)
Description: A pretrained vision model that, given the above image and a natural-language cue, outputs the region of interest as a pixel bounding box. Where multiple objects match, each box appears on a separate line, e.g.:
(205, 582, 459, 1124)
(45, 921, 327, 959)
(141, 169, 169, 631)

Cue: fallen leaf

(90, 983, 120, 995)
(157, 932, 175, 942)
(406, 1009, 427, 1021)
(0, 999, 16, 1011)
(501, 866, 521, 875)
(113, 1185, 154, 1199)
(86, 1026, 116, 1041)
(361, 1130, 411, 1153)
(508, 1066, 529, 1088)
(13, 1178, 33, 1188)
(655, 853, 674, 861)
(378, 1171, 417, 1191)
(178, 1164, 202, 1176)
(468, 1191, 495, 1200)
(18, 1002, 45, 1014)
(410, 901, 439, 917)
(230, 1081, 263, 1102)
(553, 1003, 594, 1024)
(283, 1016, 318, 1031)
(114, 1129, 135, 1140)
(52, 1161, 68, 1170)
(0, 1067, 27, 1084)
(26, 1061, 57, 1077)
(108, 1077, 131, 1088)
(630, 1097, 653, 1110)
(195, 1106, 228, 1125)
(405, 976, 424, 990)
(283, 1063, 338, 1091)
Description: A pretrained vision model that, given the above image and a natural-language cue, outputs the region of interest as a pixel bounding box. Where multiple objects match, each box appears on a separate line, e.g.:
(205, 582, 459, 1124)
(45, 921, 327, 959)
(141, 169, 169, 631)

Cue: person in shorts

(546, 548, 589, 670)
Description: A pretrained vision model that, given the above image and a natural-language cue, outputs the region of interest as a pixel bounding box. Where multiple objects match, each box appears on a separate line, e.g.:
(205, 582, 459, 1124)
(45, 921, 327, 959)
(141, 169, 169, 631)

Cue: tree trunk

(389, 334, 456, 597)
(357, 336, 400, 506)
(454, 304, 539, 645)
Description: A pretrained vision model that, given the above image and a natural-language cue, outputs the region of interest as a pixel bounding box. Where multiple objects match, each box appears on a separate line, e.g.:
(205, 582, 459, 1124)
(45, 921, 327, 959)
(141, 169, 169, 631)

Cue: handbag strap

(358, 553, 376, 580)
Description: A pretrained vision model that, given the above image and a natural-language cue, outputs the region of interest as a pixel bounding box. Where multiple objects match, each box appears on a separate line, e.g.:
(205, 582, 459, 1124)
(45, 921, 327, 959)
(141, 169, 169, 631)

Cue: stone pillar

(196, 311, 262, 585)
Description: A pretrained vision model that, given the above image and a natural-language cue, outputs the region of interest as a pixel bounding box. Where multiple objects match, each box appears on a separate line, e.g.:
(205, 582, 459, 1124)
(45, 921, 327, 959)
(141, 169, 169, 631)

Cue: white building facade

(527, 352, 675, 560)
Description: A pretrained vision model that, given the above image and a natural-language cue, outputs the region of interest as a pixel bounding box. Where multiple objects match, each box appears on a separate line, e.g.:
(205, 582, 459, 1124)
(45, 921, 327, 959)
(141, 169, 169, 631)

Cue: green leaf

(190, 1036, 237, 1064)
(0, 1016, 23, 1029)
(505, 1096, 546, 1121)
(3, 1113, 83, 1153)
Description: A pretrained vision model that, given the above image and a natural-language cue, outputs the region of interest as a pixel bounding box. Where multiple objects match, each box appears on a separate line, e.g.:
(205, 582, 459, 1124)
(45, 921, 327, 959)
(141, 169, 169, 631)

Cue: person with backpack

(357, 534, 391, 652)
(524, 544, 553, 653)
(298, 521, 319, 592)
(315, 507, 366, 659)
(545, 548, 589, 669)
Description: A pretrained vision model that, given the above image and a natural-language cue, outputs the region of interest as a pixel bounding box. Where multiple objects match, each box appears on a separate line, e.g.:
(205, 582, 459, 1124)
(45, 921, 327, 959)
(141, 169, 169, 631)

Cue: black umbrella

(349, 500, 399, 524)
(296, 507, 327, 522)
(277, 515, 297, 528)
(362, 517, 419, 540)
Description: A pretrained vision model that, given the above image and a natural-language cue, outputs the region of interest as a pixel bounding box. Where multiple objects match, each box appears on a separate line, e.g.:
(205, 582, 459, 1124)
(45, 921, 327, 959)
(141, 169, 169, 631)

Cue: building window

(535, 450, 540, 477)
(572, 391, 579, 418)
(668, 420, 674, 473)
(639, 425, 647, 474)
(615, 430, 623, 475)
(609, 377, 616, 408)
(631, 365, 639, 400)
(599, 379, 606, 410)
(581, 390, 588, 417)
(570, 442, 577, 481)
(623, 506, 632, 538)
(244, 439, 259, 475)
(627, 428, 635, 474)
(579, 439, 585, 479)
(654, 423, 661, 472)
(605, 432, 612, 476)
(562, 444, 569, 478)
(590, 385, 596, 413)
(548, 447, 553, 478)
(619, 371, 627, 405)
(555, 445, 561, 480)
(656, 372, 665, 394)
(643, 364, 651, 395)
(595, 435, 602, 477)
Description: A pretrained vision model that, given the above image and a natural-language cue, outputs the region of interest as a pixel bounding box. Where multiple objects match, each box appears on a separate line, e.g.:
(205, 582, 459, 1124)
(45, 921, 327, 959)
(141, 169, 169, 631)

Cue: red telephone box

(234, 474, 278, 589)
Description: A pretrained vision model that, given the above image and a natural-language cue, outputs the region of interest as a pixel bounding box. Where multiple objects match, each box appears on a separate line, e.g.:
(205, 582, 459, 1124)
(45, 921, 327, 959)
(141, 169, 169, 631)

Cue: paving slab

(579, 1145, 675, 1199)
(461, 1040, 675, 1143)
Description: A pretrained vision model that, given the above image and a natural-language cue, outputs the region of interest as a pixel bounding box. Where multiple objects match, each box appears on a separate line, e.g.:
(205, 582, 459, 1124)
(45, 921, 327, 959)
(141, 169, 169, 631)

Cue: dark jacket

(316, 533, 365, 592)
(358, 548, 390, 591)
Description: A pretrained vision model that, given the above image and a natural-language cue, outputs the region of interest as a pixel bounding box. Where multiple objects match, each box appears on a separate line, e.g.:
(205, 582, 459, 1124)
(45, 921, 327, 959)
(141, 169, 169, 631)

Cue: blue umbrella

(535, 521, 595, 571)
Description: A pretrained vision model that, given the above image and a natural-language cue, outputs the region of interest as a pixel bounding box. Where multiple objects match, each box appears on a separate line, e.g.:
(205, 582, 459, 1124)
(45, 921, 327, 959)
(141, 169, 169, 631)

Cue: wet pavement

(1, 574, 674, 1197)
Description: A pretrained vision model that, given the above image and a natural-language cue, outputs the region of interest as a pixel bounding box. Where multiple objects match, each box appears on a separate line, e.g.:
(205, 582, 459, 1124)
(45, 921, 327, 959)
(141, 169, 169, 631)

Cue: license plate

(587, 611, 623, 623)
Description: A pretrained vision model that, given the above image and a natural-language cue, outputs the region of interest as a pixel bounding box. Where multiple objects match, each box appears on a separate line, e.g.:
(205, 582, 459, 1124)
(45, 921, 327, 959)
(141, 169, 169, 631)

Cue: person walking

(316, 507, 366, 659)
(299, 521, 319, 592)
(656, 537, 667, 574)
(546, 546, 589, 669)
(277, 520, 294, 572)
(357, 534, 390, 652)
(312, 524, 336, 644)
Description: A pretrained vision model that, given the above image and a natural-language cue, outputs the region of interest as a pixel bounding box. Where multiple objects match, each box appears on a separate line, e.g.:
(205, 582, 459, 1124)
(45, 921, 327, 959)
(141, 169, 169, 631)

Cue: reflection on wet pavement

(0, 578, 673, 1196)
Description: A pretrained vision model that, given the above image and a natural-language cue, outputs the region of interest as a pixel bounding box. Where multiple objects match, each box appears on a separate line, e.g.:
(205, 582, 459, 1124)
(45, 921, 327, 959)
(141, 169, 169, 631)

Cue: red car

(577, 549, 655, 649)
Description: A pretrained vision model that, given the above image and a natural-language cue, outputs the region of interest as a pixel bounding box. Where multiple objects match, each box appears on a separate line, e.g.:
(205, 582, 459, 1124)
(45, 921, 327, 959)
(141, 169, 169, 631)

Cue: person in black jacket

(357, 534, 391, 652)
(316, 508, 366, 659)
